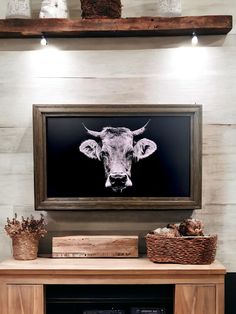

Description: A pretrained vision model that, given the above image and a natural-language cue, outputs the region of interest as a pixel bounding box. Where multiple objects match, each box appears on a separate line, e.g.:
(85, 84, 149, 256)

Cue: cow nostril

(109, 174, 127, 185)
(120, 176, 127, 184)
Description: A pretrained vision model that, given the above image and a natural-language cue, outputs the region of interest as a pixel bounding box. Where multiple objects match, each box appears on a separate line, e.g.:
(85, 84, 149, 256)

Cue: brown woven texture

(81, 0, 121, 18)
(146, 233, 217, 264)
(12, 234, 39, 260)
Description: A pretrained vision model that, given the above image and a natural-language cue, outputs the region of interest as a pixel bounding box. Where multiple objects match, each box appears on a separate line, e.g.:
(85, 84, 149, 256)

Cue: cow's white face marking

(79, 125, 157, 192)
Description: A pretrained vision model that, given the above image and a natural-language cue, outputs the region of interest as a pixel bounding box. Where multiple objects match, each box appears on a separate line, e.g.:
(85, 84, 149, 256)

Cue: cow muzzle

(105, 172, 132, 192)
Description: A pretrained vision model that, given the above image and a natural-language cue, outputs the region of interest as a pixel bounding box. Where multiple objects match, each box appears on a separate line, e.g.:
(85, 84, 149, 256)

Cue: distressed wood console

(0, 257, 225, 314)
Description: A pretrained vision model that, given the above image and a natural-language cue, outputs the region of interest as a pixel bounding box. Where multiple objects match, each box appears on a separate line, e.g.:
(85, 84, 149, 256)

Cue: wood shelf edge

(0, 258, 226, 276)
(0, 15, 233, 38)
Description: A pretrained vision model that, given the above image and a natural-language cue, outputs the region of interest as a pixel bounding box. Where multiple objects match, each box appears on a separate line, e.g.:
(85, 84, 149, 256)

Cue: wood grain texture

(0, 0, 235, 36)
(216, 283, 224, 314)
(0, 153, 33, 175)
(1, 46, 236, 125)
(0, 282, 8, 314)
(0, 16, 232, 38)
(8, 284, 44, 314)
(0, 128, 32, 153)
(0, 258, 225, 314)
(175, 285, 216, 314)
(0, 276, 226, 286)
(0, 174, 34, 206)
(0, 258, 225, 287)
(52, 235, 138, 257)
(0, 2, 236, 271)
(0, 257, 226, 274)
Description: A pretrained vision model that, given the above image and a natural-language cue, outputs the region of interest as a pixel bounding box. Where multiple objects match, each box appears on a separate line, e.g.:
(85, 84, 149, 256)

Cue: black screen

(46, 115, 190, 198)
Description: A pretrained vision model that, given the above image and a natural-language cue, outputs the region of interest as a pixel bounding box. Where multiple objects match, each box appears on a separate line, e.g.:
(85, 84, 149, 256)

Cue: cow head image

(79, 121, 157, 192)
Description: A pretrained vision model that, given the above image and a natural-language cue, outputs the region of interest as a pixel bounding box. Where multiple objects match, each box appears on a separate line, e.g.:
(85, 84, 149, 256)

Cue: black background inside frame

(46, 115, 191, 198)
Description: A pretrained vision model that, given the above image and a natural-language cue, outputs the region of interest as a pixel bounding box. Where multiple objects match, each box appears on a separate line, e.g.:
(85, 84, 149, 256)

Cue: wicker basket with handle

(146, 233, 217, 264)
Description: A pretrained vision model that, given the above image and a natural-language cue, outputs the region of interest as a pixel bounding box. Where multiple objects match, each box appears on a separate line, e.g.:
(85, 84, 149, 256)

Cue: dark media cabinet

(0, 257, 225, 314)
(46, 284, 173, 313)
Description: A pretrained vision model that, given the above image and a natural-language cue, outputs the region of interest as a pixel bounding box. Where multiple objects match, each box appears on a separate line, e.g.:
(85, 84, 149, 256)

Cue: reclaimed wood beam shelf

(0, 15, 232, 38)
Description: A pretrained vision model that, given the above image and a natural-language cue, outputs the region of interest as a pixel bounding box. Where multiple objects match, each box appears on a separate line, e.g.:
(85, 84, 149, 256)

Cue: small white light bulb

(40, 35, 47, 46)
(191, 32, 198, 46)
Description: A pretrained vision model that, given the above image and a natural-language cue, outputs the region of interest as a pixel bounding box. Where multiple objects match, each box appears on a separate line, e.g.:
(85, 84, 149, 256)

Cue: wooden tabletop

(0, 257, 226, 275)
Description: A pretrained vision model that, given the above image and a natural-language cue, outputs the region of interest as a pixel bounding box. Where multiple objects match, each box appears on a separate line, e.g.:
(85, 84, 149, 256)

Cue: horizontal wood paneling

(0, 46, 236, 126)
(1, 48, 236, 80)
(203, 125, 236, 155)
(0, 128, 32, 152)
(193, 204, 236, 271)
(0, 174, 34, 206)
(0, 78, 236, 126)
(0, 153, 33, 174)
(0, 1, 236, 271)
(0, 35, 236, 53)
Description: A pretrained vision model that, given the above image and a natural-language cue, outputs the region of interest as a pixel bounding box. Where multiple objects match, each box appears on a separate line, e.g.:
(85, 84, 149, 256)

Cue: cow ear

(133, 138, 157, 160)
(79, 139, 101, 160)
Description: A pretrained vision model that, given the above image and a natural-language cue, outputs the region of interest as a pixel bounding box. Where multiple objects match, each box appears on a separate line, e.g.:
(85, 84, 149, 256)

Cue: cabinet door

(8, 284, 44, 314)
(175, 284, 216, 314)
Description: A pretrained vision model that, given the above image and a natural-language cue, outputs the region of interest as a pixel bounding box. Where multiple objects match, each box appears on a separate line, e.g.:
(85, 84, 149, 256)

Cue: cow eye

(100, 151, 109, 159)
(126, 150, 133, 158)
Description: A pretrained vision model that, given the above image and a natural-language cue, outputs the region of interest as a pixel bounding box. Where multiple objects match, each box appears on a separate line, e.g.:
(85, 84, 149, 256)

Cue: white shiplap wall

(0, 0, 236, 271)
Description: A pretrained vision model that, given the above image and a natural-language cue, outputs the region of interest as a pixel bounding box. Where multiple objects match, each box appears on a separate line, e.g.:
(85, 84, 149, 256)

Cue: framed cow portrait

(33, 104, 202, 210)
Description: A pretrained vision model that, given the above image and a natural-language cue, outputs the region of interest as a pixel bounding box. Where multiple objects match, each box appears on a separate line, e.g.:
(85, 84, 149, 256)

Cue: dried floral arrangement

(5, 214, 47, 239)
(152, 218, 204, 238)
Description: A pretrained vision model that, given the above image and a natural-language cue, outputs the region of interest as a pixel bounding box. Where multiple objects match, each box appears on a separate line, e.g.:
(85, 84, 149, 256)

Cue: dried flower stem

(5, 214, 47, 239)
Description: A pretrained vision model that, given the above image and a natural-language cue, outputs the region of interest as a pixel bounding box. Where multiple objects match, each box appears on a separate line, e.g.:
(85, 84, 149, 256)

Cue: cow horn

(82, 123, 101, 138)
(132, 120, 150, 136)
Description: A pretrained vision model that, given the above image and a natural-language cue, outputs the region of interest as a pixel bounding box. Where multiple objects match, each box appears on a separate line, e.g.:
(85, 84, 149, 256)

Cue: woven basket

(146, 233, 217, 264)
(12, 234, 39, 260)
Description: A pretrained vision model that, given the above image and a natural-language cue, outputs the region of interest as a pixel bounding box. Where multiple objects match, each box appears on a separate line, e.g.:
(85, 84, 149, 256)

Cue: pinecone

(167, 223, 181, 237)
(178, 219, 204, 236)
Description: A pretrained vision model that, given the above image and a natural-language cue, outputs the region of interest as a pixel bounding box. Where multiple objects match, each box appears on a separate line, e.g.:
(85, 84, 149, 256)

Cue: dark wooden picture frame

(33, 104, 202, 211)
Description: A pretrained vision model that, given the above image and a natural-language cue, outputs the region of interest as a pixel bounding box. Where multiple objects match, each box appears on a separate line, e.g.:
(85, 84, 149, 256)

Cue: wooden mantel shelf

(0, 15, 232, 38)
(0, 257, 226, 276)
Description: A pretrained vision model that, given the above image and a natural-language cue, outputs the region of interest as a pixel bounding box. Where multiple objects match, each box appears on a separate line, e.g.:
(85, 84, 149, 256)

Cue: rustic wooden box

(52, 235, 138, 258)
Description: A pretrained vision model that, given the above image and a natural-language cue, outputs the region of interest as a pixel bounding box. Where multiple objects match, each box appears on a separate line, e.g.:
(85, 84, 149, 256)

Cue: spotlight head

(191, 32, 198, 46)
(40, 35, 47, 46)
